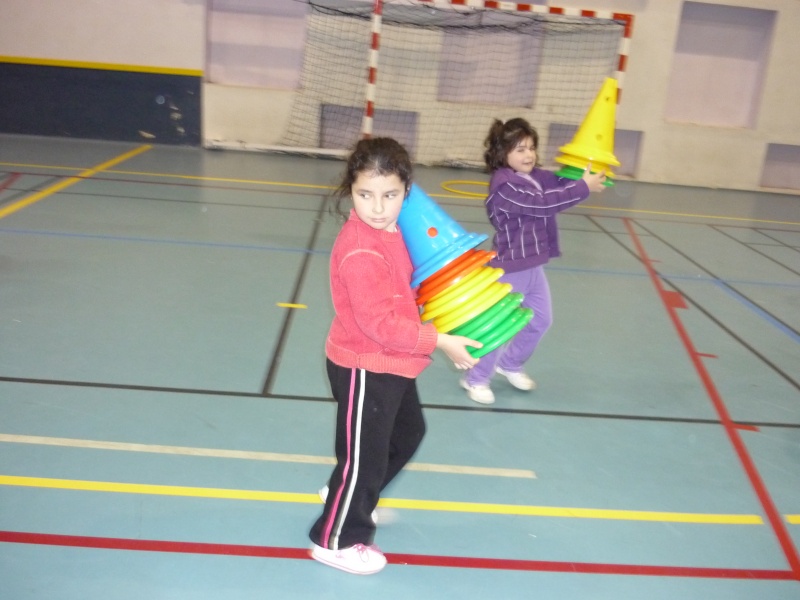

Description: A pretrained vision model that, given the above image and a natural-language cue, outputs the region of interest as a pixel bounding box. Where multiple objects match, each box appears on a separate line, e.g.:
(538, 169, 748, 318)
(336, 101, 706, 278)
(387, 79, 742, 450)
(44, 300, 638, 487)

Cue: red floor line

(0, 172, 21, 193)
(735, 424, 761, 433)
(0, 531, 794, 581)
(623, 218, 800, 579)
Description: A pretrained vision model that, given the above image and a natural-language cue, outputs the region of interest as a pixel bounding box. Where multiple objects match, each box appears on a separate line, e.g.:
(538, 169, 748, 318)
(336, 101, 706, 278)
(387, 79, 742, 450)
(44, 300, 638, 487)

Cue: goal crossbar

(278, 0, 634, 168)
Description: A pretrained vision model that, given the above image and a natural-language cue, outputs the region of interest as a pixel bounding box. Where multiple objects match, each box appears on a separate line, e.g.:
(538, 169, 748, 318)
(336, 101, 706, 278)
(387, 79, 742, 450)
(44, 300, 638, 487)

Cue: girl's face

(506, 136, 537, 174)
(351, 171, 407, 232)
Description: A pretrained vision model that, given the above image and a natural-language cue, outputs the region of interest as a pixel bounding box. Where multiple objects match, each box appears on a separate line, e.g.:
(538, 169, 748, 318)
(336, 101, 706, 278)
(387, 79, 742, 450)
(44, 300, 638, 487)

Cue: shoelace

(351, 543, 381, 562)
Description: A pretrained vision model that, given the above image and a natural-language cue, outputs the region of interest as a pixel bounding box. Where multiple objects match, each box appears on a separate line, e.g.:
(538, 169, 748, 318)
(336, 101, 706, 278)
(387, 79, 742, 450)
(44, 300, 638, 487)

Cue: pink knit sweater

(325, 210, 438, 378)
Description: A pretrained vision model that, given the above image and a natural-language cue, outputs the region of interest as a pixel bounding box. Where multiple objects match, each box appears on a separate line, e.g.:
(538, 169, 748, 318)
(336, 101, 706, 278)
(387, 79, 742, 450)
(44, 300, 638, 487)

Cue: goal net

(280, 0, 631, 168)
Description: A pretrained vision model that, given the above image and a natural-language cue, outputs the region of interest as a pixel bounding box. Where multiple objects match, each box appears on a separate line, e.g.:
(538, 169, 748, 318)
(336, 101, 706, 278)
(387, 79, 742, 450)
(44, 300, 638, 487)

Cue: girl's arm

(436, 333, 482, 370)
(341, 252, 438, 355)
(340, 252, 483, 366)
(488, 169, 595, 218)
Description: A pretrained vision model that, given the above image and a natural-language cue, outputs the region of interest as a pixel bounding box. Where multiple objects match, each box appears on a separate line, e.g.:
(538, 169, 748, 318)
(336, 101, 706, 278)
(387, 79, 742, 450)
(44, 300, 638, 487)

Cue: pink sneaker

(310, 543, 387, 575)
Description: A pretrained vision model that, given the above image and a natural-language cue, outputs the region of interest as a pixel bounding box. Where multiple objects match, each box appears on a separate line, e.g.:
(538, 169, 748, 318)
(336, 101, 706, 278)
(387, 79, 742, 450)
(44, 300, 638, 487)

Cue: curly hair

(331, 137, 413, 218)
(483, 118, 540, 173)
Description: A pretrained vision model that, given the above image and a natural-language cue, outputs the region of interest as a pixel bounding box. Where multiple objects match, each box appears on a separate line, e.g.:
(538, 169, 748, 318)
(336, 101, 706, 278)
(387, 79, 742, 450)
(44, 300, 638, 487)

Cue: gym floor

(1, 133, 799, 599)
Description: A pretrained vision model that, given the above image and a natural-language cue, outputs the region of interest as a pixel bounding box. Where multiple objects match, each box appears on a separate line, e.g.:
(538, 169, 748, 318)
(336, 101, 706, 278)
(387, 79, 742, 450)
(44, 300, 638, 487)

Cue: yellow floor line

(0, 162, 86, 171)
(0, 146, 152, 220)
(0, 475, 313, 503)
(380, 497, 763, 524)
(107, 169, 334, 190)
(0, 434, 535, 479)
(3, 161, 797, 225)
(0, 162, 335, 191)
(0, 474, 764, 525)
(580, 204, 800, 226)
(787, 515, 800, 525)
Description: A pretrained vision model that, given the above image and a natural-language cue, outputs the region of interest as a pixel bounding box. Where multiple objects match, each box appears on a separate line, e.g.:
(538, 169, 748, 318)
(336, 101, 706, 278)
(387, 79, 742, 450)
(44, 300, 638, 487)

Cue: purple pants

(464, 265, 553, 386)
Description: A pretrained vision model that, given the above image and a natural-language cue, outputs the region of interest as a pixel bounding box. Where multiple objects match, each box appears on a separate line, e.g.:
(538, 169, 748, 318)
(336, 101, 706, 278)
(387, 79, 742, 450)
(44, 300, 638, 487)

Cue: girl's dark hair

(331, 137, 413, 218)
(483, 118, 540, 173)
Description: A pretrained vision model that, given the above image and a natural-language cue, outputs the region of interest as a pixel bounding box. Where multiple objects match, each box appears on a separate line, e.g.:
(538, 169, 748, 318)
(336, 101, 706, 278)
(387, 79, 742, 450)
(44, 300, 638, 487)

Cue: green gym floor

(1, 133, 799, 599)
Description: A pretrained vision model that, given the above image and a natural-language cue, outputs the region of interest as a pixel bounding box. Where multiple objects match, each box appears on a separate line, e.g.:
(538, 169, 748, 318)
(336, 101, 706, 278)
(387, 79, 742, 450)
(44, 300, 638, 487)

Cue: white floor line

(0, 433, 536, 479)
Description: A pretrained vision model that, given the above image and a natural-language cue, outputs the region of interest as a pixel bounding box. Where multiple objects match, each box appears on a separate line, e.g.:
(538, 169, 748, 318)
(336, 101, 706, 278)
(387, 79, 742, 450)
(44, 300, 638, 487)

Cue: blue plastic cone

(398, 184, 487, 287)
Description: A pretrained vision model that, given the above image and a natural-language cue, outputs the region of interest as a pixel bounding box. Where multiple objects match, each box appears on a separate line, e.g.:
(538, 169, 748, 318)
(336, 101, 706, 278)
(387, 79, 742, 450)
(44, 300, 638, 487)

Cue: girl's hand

(436, 333, 482, 370)
(582, 163, 607, 193)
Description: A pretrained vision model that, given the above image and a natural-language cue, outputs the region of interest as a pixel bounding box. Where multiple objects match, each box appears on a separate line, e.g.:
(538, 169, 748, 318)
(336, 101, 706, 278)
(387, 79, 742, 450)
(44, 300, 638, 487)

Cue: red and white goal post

(277, 0, 634, 168)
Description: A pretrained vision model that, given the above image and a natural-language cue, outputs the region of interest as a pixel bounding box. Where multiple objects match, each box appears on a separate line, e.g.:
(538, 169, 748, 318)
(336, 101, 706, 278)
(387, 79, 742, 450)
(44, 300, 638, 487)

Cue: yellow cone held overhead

(555, 77, 621, 168)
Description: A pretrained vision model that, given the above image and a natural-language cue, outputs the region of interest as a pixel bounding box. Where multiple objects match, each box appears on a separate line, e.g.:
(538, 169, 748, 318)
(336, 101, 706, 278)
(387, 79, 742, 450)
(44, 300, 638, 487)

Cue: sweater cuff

(414, 323, 438, 356)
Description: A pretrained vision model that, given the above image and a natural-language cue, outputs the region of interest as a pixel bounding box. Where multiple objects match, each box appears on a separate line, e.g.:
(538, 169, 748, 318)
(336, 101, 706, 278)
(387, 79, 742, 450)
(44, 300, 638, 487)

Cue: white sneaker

(310, 543, 387, 575)
(459, 377, 495, 404)
(319, 486, 378, 525)
(495, 367, 537, 391)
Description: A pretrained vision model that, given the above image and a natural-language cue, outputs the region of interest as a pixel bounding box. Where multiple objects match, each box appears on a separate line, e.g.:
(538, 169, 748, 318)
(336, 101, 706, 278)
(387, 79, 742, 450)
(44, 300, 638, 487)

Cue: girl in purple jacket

(460, 118, 607, 404)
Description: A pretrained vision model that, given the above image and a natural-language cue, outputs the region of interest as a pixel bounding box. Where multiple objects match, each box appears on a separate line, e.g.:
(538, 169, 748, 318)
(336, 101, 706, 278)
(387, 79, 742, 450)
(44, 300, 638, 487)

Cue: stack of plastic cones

(398, 184, 533, 358)
(554, 77, 621, 187)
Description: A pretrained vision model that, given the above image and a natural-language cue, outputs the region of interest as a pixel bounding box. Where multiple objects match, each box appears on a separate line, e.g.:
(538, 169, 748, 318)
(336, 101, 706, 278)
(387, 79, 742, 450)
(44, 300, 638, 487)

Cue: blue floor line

(712, 279, 800, 344)
(5, 228, 797, 290)
(0, 227, 329, 255)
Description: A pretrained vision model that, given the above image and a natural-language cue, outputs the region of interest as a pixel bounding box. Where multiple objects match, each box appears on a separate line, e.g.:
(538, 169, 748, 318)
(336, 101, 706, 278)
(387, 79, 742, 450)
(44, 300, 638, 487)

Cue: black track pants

(309, 359, 426, 550)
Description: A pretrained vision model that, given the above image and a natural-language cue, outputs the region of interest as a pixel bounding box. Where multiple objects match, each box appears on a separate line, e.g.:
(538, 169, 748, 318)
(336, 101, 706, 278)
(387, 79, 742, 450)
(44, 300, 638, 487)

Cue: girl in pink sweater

(308, 138, 481, 575)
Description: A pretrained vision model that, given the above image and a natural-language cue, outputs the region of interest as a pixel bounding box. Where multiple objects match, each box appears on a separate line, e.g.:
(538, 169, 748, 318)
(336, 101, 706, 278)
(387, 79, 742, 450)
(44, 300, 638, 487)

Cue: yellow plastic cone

(555, 77, 621, 168)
